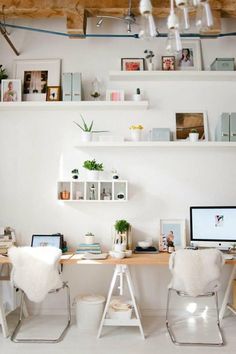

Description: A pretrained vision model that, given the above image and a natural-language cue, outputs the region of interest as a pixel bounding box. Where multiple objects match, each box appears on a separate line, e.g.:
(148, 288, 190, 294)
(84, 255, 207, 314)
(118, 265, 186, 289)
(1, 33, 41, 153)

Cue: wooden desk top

(1, 252, 236, 266)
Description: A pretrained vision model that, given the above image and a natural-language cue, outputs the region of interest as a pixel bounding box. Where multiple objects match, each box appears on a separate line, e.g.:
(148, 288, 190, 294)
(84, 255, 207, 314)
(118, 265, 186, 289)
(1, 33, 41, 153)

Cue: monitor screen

(190, 206, 236, 247)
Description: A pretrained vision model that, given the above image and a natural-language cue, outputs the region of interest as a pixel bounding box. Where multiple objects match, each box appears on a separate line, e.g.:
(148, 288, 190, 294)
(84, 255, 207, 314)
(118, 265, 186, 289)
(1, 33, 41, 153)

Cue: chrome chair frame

(166, 288, 224, 346)
(11, 281, 71, 343)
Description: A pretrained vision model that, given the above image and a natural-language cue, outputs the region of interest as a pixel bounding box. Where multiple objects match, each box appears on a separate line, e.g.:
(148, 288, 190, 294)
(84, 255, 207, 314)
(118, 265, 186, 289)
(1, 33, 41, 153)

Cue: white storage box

(75, 294, 105, 330)
(108, 299, 133, 320)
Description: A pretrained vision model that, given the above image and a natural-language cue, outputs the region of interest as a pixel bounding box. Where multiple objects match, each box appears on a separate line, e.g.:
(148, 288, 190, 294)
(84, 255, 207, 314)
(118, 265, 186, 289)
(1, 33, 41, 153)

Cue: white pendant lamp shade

(139, 0, 153, 15)
(167, 11, 179, 29)
(196, 1, 214, 30)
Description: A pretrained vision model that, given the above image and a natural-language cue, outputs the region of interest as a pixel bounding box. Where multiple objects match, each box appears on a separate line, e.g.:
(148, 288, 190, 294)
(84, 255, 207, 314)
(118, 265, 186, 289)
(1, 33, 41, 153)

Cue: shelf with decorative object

(57, 180, 128, 202)
(0, 101, 148, 111)
(109, 71, 236, 82)
(75, 141, 236, 148)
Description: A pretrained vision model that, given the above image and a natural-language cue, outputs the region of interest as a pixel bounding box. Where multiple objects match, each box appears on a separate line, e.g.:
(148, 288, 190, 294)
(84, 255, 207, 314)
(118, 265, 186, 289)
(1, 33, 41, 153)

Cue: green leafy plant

(144, 50, 155, 63)
(190, 128, 198, 134)
(0, 65, 8, 83)
(73, 114, 108, 133)
(83, 159, 104, 171)
(115, 220, 130, 234)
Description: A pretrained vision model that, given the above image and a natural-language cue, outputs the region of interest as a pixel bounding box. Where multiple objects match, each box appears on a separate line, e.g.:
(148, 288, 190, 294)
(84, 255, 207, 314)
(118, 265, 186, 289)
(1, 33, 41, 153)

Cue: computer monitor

(190, 206, 236, 249)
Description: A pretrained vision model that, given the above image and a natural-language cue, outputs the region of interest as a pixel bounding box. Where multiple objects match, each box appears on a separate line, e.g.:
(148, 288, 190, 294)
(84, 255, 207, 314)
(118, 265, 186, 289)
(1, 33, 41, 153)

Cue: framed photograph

(159, 219, 186, 251)
(31, 234, 63, 249)
(162, 56, 175, 71)
(121, 58, 145, 71)
(175, 111, 208, 141)
(177, 40, 202, 71)
(13, 59, 61, 101)
(106, 89, 124, 101)
(1, 79, 21, 102)
(46, 86, 61, 101)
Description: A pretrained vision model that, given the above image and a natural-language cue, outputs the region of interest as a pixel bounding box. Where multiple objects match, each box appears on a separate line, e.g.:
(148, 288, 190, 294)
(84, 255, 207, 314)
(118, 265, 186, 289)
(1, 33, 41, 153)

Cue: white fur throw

(8, 246, 63, 303)
(169, 249, 224, 297)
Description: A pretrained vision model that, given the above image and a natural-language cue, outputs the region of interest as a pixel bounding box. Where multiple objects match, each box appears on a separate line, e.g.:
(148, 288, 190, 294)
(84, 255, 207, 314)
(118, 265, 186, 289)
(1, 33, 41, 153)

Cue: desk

(0, 253, 235, 337)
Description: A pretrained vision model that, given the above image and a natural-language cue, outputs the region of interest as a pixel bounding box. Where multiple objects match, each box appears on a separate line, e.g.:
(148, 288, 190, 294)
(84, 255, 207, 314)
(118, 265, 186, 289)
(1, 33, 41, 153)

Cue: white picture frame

(106, 89, 124, 101)
(176, 39, 202, 71)
(174, 110, 209, 141)
(13, 59, 61, 101)
(160, 219, 186, 251)
(1, 79, 21, 102)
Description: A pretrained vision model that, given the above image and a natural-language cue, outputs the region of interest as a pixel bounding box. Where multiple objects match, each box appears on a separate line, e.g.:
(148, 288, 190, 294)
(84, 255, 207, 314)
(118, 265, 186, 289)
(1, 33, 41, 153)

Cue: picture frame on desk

(174, 110, 209, 141)
(159, 219, 186, 251)
(13, 59, 61, 101)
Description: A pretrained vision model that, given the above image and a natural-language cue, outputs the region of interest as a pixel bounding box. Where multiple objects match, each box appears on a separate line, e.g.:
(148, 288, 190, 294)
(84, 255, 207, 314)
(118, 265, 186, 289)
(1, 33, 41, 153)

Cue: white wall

(0, 17, 236, 314)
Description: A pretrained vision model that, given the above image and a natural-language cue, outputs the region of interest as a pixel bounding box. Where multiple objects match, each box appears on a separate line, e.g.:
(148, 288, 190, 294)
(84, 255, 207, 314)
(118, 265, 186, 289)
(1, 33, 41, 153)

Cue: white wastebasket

(75, 294, 105, 330)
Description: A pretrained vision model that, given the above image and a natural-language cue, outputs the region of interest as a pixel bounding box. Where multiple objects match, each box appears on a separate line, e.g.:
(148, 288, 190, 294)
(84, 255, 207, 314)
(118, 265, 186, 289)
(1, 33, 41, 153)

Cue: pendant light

(195, 0, 214, 30)
(175, 0, 191, 31)
(139, 0, 158, 39)
(166, 0, 182, 53)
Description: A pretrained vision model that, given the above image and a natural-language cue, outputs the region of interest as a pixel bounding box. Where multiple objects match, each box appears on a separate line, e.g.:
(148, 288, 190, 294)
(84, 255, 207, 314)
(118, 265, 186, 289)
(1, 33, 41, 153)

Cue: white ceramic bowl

(137, 240, 152, 249)
(124, 250, 132, 258)
(109, 251, 125, 259)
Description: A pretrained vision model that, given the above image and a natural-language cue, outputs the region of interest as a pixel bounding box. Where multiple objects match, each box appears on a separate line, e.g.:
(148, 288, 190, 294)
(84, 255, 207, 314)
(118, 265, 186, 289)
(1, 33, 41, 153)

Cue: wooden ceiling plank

(67, 8, 87, 37)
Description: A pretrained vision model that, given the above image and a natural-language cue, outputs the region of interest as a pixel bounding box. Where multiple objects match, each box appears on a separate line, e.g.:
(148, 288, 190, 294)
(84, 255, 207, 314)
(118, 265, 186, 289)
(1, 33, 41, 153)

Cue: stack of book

(76, 243, 102, 254)
(0, 237, 14, 254)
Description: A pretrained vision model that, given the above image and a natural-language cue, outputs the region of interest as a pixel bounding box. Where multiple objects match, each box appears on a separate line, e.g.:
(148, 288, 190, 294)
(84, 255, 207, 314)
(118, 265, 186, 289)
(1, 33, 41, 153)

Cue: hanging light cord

(1, 21, 236, 39)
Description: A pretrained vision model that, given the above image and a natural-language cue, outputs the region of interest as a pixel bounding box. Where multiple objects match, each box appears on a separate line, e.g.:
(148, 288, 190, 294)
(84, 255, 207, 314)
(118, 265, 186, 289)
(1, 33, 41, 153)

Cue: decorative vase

(132, 94, 142, 101)
(189, 133, 199, 142)
(81, 131, 92, 142)
(130, 129, 142, 142)
(87, 170, 99, 181)
(147, 62, 154, 71)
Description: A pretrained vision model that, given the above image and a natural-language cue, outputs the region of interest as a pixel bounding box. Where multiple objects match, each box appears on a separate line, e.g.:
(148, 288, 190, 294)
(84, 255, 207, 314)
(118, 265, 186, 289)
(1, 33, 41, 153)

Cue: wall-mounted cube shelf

(57, 180, 128, 202)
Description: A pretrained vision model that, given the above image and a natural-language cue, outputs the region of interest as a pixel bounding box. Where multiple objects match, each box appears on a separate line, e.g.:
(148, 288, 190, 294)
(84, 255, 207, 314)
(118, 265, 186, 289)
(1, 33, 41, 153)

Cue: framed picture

(1, 79, 21, 102)
(46, 86, 61, 101)
(162, 56, 175, 71)
(121, 58, 145, 71)
(177, 40, 202, 71)
(106, 89, 124, 101)
(175, 111, 208, 141)
(13, 59, 61, 101)
(159, 219, 186, 251)
(31, 234, 63, 249)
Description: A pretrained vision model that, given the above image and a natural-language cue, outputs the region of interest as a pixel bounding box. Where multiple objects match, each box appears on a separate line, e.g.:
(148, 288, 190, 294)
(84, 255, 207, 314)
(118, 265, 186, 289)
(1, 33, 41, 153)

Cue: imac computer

(190, 206, 236, 249)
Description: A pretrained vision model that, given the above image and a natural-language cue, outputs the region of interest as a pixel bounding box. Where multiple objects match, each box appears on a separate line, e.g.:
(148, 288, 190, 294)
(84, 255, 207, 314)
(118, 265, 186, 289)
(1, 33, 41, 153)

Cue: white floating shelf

(109, 70, 236, 82)
(0, 101, 148, 111)
(75, 141, 236, 148)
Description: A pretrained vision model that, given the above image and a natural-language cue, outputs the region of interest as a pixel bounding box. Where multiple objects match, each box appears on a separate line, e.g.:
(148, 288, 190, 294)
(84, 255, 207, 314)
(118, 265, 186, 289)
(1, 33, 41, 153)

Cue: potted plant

(113, 220, 131, 251)
(83, 159, 104, 180)
(73, 114, 108, 142)
(129, 125, 144, 141)
(144, 50, 155, 71)
(132, 88, 142, 102)
(189, 128, 199, 142)
(84, 232, 95, 245)
(71, 169, 79, 180)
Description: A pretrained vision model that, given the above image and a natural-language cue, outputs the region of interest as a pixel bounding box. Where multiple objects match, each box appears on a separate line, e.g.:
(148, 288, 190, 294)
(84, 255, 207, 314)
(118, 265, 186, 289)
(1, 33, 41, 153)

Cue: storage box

(151, 128, 171, 141)
(210, 58, 235, 71)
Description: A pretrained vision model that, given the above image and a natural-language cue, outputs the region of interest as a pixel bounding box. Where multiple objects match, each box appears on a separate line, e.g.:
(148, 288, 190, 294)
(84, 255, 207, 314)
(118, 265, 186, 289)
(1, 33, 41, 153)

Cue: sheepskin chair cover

(169, 249, 224, 297)
(8, 246, 63, 303)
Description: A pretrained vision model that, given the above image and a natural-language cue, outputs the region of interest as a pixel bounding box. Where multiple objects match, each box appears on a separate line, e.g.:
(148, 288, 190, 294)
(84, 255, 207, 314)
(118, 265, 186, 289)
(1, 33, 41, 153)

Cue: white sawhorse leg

(97, 264, 145, 339)
(220, 264, 236, 321)
(0, 297, 9, 338)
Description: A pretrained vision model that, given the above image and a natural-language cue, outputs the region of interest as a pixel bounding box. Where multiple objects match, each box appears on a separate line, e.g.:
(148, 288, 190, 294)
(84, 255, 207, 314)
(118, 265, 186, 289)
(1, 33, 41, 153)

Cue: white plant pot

(132, 94, 142, 101)
(81, 131, 92, 142)
(130, 130, 142, 142)
(84, 235, 95, 244)
(147, 62, 154, 71)
(114, 244, 126, 252)
(189, 133, 199, 142)
(86, 170, 99, 181)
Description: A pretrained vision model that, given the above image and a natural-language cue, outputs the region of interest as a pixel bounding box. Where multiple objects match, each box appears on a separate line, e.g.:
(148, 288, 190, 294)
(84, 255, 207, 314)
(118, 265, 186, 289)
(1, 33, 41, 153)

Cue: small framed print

(46, 86, 61, 101)
(175, 111, 209, 141)
(162, 56, 175, 71)
(159, 219, 186, 251)
(177, 40, 202, 71)
(106, 89, 124, 101)
(1, 79, 22, 102)
(121, 58, 145, 71)
(31, 234, 63, 249)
